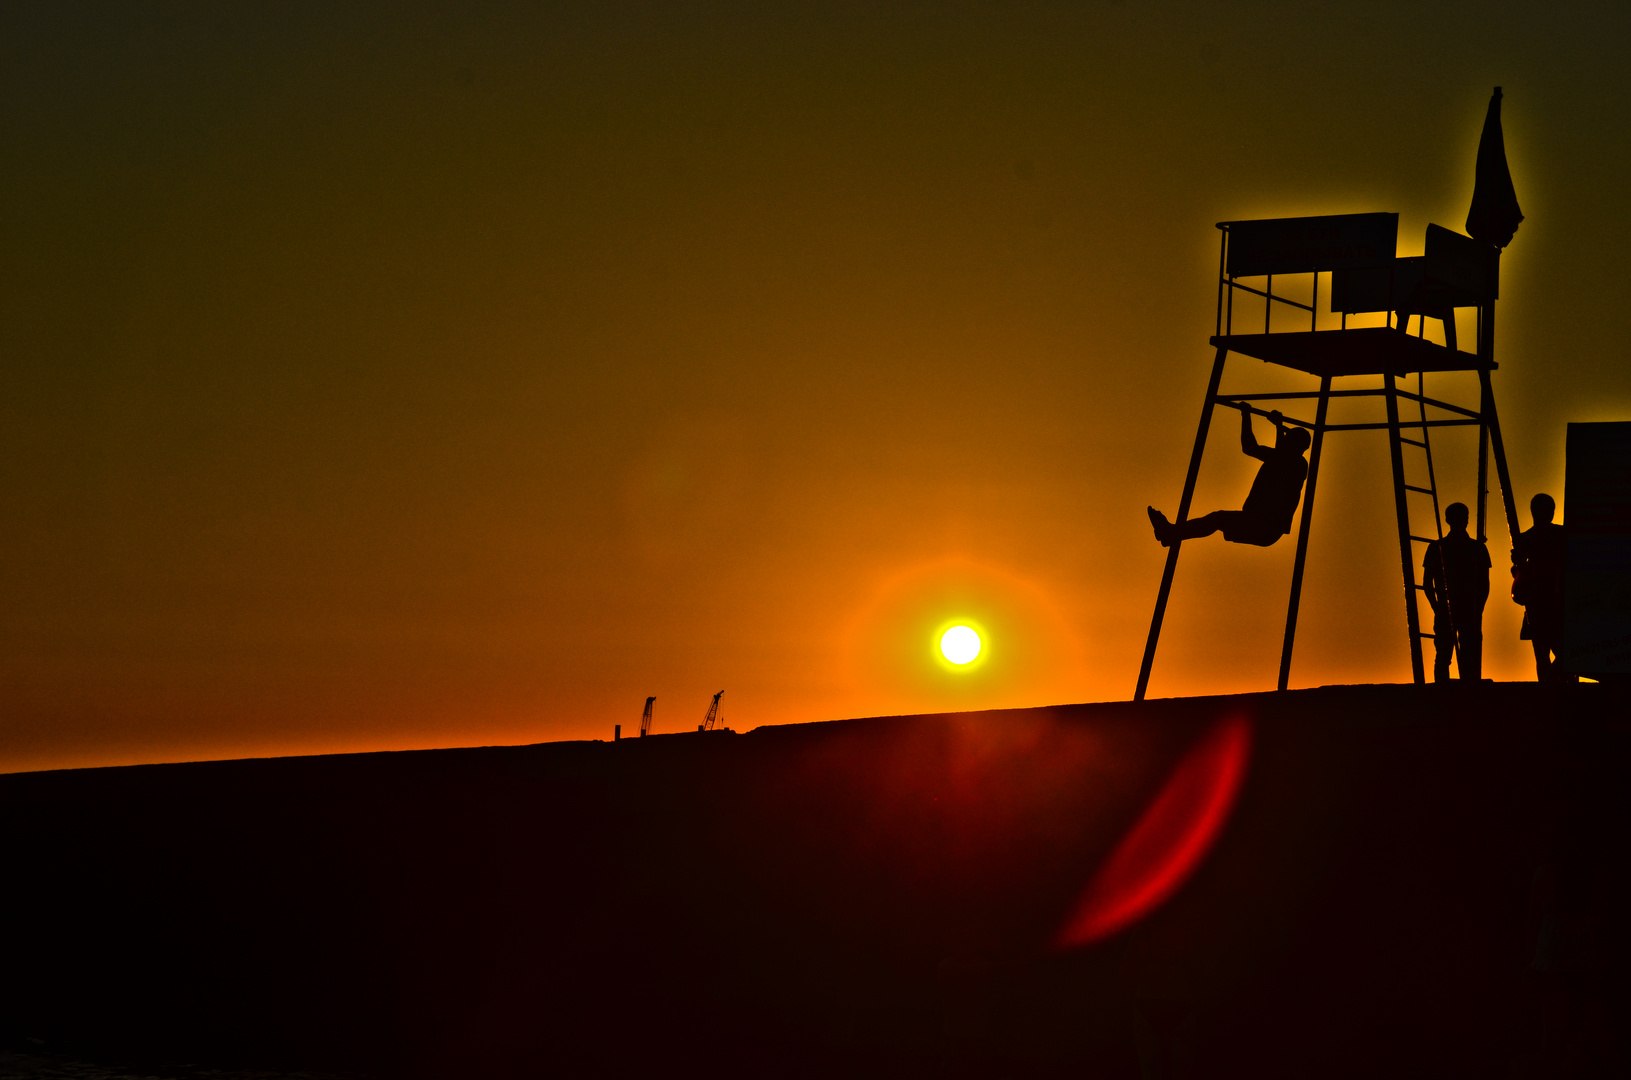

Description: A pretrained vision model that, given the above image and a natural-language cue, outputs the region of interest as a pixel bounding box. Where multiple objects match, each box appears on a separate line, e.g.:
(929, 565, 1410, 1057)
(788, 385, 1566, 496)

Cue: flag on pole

(1465, 87, 1523, 249)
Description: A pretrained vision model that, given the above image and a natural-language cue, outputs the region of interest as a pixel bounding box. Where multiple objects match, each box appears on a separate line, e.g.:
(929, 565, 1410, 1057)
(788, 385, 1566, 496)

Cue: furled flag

(1465, 87, 1524, 249)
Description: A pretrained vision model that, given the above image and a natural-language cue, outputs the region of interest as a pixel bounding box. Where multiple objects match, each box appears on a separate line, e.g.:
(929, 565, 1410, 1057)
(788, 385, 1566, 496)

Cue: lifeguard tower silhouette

(1135, 90, 1525, 699)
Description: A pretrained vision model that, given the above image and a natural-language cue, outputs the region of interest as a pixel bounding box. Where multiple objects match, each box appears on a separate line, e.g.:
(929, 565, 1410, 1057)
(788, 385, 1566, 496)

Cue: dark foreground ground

(3, 684, 1628, 1079)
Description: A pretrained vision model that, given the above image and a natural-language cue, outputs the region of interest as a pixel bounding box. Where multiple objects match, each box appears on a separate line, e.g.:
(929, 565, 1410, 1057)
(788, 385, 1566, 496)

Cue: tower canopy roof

(1219, 213, 1397, 277)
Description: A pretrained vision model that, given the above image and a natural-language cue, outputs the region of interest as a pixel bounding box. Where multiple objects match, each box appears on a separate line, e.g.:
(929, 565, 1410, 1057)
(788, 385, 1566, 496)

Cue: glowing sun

(940, 625, 981, 665)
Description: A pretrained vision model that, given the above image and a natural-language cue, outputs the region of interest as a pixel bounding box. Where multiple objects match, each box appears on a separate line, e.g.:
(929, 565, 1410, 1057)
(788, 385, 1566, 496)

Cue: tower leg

(1478, 415, 1490, 544)
(1136, 346, 1229, 701)
(1384, 373, 1427, 684)
(1480, 367, 1520, 552)
(1477, 280, 1520, 551)
(1278, 375, 1331, 691)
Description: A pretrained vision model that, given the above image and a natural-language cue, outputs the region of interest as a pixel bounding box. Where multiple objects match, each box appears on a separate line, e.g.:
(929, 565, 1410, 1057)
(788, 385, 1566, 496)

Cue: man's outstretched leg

(1148, 508, 1234, 547)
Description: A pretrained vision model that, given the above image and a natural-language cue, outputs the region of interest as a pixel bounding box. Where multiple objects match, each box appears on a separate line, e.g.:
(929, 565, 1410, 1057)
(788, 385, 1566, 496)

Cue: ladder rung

(1399, 437, 1428, 448)
(1403, 484, 1435, 495)
(1411, 583, 1427, 590)
(1416, 632, 1436, 639)
(1409, 535, 1437, 543)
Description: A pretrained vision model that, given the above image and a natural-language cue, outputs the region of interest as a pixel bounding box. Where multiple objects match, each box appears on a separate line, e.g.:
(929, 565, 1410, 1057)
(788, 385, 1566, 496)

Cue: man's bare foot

(1147, 506, 1173, 547)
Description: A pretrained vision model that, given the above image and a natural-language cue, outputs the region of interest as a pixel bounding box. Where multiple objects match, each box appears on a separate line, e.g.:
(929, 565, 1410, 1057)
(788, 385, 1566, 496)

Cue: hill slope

(3, 684, 1627, 1077)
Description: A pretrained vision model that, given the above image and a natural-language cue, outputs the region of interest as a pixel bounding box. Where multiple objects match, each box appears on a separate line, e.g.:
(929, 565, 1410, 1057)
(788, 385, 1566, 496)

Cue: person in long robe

(1514, 493, 1569, 682)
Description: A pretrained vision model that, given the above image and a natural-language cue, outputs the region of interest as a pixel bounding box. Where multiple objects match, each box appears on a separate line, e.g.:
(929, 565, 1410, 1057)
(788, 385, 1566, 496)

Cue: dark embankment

(3, 684, 1628, 1078)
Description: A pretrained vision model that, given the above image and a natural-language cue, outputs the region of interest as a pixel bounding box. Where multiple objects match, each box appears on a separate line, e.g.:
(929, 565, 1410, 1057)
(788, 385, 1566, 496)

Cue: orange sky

(3, 2, 1629, 773)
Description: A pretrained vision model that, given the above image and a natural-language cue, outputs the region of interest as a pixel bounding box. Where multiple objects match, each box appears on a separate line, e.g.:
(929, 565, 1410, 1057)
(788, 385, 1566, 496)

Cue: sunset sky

(4, 1, 1629, 773)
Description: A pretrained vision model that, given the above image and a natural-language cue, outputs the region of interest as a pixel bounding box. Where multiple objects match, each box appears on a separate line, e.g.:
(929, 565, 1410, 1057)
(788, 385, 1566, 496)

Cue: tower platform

(1212, 328, 1494, 378)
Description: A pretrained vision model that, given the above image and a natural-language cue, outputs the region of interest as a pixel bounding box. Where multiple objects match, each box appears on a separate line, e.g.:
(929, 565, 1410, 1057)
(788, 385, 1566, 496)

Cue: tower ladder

(1386, 361, 1455, 683)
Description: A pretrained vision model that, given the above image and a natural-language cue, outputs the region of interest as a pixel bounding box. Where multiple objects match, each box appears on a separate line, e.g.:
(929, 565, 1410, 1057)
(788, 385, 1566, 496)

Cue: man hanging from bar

(1147, 402, 1310, 548)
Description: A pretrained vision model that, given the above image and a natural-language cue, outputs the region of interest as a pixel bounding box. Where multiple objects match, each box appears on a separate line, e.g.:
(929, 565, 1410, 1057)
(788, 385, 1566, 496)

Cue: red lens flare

(1055, 711, 1253, 948)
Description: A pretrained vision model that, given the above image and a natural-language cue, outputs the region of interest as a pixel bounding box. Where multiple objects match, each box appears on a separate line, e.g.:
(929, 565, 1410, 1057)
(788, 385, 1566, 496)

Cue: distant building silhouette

(1563, 422, 1631, 682)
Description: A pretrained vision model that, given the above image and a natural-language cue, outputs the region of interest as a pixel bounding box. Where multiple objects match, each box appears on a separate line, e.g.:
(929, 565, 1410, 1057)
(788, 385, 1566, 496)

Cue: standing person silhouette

(1147, 403, 1310, 548)
(1514, 493, 1570, 682)
(1422, 502, 1490, 682)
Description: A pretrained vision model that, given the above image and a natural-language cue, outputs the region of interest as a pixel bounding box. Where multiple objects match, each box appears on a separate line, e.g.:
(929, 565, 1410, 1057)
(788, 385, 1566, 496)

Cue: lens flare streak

(1055, 712, 1253, 948)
